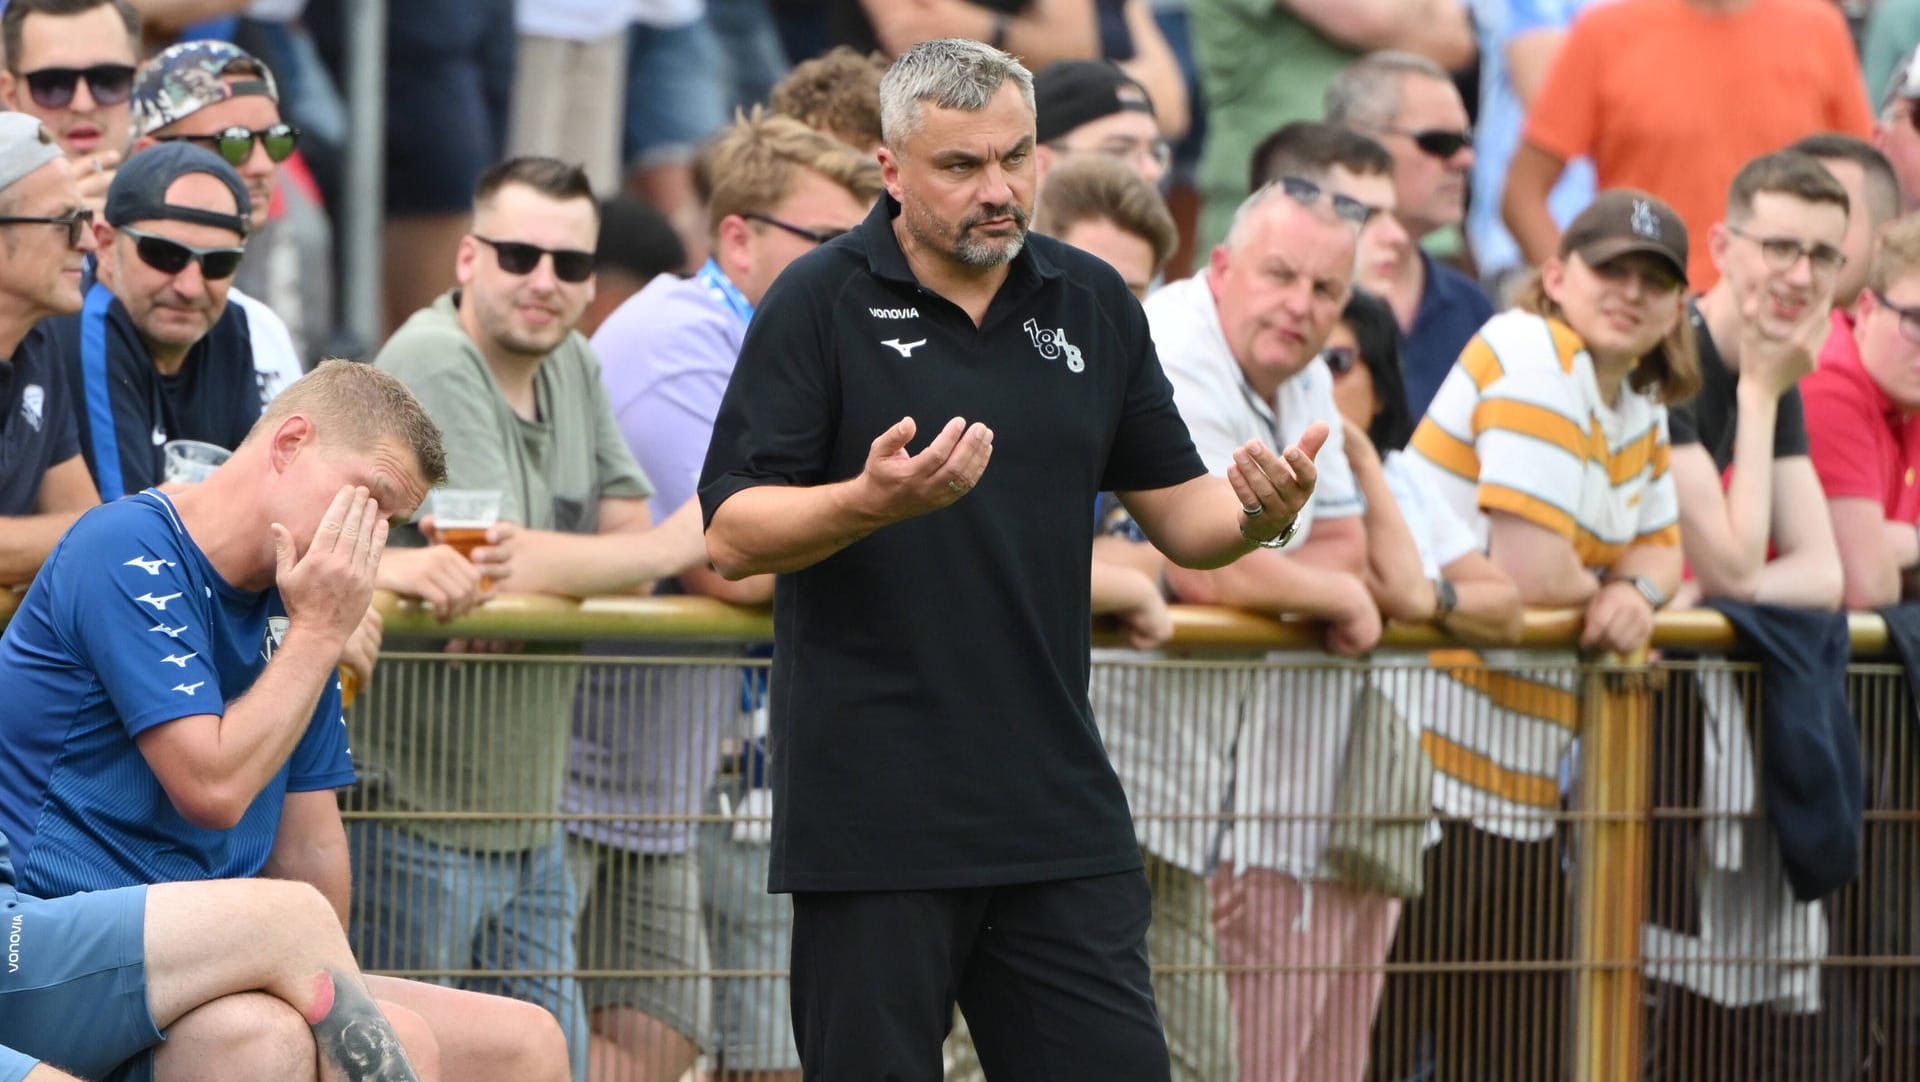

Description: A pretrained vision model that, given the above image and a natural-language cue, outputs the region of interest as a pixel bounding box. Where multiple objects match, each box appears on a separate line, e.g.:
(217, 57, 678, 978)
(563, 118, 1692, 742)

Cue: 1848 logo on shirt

(1023, 319, 1084, 373)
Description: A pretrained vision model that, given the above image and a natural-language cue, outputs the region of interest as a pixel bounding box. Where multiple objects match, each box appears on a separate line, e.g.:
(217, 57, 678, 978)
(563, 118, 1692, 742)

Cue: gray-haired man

(699, 38, 1326, 1080)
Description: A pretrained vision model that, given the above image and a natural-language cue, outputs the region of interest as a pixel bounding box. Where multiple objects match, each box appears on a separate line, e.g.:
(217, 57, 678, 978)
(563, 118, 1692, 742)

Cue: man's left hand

(1229, 421, 1327, 543)
(1580, 579, 1655, 654)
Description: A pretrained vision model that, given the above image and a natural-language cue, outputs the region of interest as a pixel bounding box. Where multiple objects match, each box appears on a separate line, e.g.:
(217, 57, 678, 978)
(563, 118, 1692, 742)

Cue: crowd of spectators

(8, 0, 1920, 1079)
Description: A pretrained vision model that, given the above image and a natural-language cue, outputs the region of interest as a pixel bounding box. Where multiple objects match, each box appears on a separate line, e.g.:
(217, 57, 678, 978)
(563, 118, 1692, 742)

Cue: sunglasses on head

(155, 123, 300, 167)
(19, 63, 135, 110)
(1322, 345, 1361, 376)
(0, 206, 92, 248)
(1275, 175, 1373, 228)
(472, 235, 595, 283)
(121, 226, 245, 279)
(1386, 127, 1473, 159)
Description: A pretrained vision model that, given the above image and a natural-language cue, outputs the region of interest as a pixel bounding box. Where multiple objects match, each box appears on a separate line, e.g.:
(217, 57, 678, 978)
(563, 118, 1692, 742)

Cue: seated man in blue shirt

(0, 360, 568, 1081)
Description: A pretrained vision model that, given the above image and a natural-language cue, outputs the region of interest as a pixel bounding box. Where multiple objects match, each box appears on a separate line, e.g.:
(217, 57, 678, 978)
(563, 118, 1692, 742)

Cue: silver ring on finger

(1241, 502, 1264, 517)
(947, 479, 966, 494)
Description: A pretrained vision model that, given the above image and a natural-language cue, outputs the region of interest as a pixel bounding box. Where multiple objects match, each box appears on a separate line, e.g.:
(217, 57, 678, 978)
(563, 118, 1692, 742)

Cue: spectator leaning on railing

(1398, 188, 1695, 1081)
(1803, 214, 1920, 608)
(358, 156, 708, 1082)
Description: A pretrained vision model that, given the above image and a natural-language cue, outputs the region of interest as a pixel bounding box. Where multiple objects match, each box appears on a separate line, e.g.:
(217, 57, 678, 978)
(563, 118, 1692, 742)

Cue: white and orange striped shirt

(1405, 308, 1678, 839)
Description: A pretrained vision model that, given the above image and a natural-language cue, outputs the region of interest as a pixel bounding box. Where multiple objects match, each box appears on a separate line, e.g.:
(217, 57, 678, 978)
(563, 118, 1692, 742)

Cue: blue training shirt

(0, 490, 352, 898)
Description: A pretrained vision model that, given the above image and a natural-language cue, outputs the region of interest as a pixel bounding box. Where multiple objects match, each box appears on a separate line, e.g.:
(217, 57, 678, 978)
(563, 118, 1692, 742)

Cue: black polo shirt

(1670, 302, 1810, 471)
(700, 194, 1205, 893)
(0, 335, 79, 516)
(30, 282, 262, 500)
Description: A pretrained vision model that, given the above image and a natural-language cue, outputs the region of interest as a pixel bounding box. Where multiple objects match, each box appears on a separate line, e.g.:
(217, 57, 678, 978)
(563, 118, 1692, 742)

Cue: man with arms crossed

(700, 38, 1321, 1080)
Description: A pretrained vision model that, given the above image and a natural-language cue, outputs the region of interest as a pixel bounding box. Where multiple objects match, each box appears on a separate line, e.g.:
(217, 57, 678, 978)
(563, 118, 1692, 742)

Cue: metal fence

(4, 589, 1912, 1082)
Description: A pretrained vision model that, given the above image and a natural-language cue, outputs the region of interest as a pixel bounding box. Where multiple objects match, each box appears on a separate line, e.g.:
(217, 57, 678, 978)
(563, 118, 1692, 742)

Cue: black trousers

(789, 869, 1171, 1082)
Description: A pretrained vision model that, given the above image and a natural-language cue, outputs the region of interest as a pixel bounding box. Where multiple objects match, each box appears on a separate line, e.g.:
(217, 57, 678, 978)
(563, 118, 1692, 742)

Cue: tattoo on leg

(307, 968, 420, 1081)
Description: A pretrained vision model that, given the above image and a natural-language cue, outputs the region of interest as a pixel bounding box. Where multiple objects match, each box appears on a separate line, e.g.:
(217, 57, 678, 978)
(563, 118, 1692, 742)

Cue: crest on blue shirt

(261, 615, 289, 663)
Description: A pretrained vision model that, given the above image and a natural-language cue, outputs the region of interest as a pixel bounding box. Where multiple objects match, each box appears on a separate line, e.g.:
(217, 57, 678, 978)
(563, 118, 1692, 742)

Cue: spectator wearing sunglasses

(26, 143, 261, 500)
(129, 41, 319, 399)
(0, 113, 101, 588)
(360, 157, 713, 1081)
(1506, 0, 1872, 292)
(567, 112, 878, 1082)
(1248, 121, 1408, 303)
(1326, 51, 1494, 421)
(0, 0, 141, 220)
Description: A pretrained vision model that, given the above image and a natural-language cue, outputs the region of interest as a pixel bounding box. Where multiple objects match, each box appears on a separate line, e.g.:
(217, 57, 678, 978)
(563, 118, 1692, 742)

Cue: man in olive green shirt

(1190, 0, 1474, 250)
(356, 157, 707, 1082)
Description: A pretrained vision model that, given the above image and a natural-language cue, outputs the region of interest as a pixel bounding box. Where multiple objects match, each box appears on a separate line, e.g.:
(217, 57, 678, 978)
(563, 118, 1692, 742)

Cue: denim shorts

(0, 884, 158, 1080)
(623, 17, 727, 169)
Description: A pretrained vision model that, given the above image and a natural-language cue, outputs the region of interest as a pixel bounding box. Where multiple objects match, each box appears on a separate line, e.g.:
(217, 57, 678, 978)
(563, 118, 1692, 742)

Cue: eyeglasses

(18, 64, 135, 110)
(1322, 345, 1360, 376)
(0, 206, 92, 248)
(743, 213, 848, 246)
(472, 235, 595, 283)
(1725, 224, 1847, 276)
(120, 226, 245, 279)
(1275, 175, 1374, 228)
(1051, 138, 1173, 174)
(155, 124, 301, 168)
(1384, 127, 1474, 159)
(1874, 289, 1920, 345)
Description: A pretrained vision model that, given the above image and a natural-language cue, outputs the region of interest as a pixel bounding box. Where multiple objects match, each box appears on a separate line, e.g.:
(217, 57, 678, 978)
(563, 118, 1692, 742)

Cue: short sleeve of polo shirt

(700, 265, 839, 518)
(1100, 287, 1208, 494)
(1803, 367, 1887, 503)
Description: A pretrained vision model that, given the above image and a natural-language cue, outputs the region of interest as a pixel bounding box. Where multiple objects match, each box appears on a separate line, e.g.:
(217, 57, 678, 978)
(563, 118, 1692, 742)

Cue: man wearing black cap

(0, 112, 99, 587)
(24, 141, 257, 500)
(1034, 59, 1168, 187)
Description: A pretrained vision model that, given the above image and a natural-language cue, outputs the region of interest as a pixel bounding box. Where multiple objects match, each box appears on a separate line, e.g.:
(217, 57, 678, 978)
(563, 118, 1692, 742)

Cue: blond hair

(769, 47, 887, 151)
(1511, 268, 1703, 405)
(1868, 213, 1920, 294)
(697, 108, 883, 238)
(247, 359, 447, 485)
(1033, 156, 1178, 275)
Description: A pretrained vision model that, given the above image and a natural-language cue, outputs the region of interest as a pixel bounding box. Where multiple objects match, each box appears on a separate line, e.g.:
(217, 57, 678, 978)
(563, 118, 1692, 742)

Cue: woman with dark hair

(1328, 290, 1414, 453)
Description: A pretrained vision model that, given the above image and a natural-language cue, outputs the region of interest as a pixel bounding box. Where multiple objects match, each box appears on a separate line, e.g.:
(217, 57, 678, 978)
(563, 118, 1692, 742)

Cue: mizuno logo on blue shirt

(172, 681, 204, 696)
(136, 592, 182, 611)
(160, 652, 197, 668)
(124, 555, 175, 575)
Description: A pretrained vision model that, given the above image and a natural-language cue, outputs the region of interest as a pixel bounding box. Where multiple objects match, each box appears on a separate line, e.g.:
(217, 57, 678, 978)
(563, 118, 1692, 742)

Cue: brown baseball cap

(1559, 189, 1689, 285)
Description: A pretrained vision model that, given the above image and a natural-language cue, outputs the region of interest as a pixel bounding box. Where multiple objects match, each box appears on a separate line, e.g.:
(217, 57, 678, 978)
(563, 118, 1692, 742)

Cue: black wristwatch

(1432, 576, 1458, 620)
(1611, 573, 1667, 609)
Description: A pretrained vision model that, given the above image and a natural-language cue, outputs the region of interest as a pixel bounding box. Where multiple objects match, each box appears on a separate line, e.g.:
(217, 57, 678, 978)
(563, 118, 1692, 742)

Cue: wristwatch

(1246, 518, 1298, 550)
(1432, 576, 1458, 620)
(1611, 573, 1667, 609)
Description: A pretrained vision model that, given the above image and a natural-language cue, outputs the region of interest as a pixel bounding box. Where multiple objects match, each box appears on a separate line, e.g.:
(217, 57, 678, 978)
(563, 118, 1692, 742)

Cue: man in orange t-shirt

(1503, 0, 1871, 290)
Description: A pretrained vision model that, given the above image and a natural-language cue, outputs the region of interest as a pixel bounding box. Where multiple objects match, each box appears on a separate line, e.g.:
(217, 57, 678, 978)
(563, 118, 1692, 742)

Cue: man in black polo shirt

(699, 37, 1323, 1081)
(0, 113, 99, 586)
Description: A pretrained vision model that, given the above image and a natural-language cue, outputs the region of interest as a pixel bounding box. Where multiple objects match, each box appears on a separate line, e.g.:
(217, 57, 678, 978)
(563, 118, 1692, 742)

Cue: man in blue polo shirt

(26, 141, 258, 500)
(0, 112, 100, 586)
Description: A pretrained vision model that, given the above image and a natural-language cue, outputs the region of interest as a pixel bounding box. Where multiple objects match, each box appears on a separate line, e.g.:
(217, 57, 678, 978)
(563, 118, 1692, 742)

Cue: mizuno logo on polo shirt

(1024, 318, 1085, 373)
(881, 338, 927, 357)
(150, 623, 188, 638)
(124, 555, 175, 575)
(136, 592, 182, 611)
(869, 307, 919, 318)
(172, 681, 205, 696)
(160, 652, 197, 668)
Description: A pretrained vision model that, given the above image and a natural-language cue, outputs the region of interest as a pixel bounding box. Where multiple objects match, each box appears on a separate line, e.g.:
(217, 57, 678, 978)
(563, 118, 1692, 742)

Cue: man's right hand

(1739, 288, 1825, 398)
(852, 415, 995, 523)
(273, 485, 388, 648)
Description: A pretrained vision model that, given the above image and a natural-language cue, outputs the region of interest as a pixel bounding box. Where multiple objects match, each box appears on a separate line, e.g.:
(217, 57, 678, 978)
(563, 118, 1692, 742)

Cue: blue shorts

(385, 0, 515, 215)
(0, 884, 159, 1079)
(623, 19, 727, 169)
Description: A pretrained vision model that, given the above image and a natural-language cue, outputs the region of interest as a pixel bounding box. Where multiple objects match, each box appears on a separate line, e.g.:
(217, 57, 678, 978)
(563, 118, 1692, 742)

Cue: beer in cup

(430, 488, 503, 590)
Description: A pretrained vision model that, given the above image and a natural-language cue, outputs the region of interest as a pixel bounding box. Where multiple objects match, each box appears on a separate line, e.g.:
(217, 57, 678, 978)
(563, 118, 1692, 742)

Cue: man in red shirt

(1804, 214, 1920, 608)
